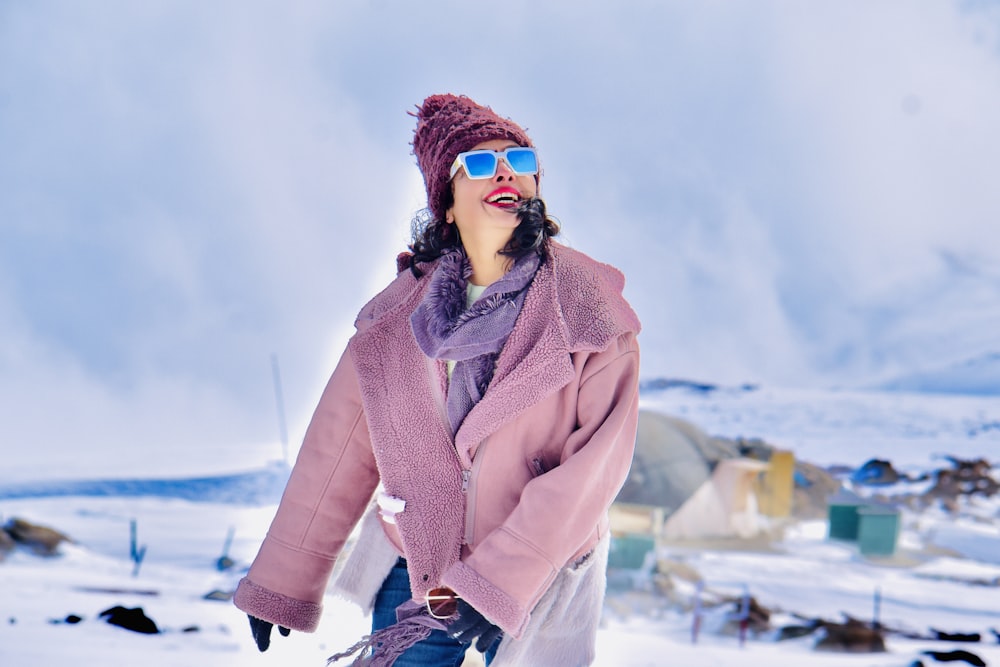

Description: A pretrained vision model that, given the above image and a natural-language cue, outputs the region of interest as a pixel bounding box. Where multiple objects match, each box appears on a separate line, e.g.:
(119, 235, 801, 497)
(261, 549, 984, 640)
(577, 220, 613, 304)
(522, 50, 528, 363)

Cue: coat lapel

(454, 256, 575, 453)
(348, 272, 467, 591)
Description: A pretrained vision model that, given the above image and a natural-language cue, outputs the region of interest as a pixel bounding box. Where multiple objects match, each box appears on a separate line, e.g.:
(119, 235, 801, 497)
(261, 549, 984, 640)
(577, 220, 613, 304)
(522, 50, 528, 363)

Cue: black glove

(448, 600, 503, 653)
(248, 615, 291, 652)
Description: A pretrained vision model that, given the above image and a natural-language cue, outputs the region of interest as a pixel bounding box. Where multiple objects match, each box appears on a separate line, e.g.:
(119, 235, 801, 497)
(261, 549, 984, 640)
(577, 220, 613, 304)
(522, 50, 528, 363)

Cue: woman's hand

(447, 600, 503, 652)
(247, 615, 291, 652)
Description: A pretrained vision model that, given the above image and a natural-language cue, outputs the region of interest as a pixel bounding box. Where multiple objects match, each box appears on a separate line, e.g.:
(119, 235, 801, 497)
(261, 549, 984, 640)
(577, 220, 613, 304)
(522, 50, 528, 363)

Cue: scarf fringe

(327, 620, 434, 667)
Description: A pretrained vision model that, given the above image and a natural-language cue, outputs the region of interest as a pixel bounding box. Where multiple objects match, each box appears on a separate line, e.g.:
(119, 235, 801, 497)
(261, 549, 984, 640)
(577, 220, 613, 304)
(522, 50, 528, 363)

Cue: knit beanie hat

(412, 94, 534, 220)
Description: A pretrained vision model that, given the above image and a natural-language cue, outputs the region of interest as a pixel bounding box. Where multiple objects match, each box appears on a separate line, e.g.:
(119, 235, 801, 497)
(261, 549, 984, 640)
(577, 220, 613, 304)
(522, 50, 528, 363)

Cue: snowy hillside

(879, 352, 1000, 397)
(3, 385, 999, 666)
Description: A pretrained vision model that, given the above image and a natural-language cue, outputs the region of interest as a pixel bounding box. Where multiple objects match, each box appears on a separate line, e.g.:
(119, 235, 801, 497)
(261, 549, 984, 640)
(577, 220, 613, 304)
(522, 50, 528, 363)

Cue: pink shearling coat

(234, 242, 640, 640)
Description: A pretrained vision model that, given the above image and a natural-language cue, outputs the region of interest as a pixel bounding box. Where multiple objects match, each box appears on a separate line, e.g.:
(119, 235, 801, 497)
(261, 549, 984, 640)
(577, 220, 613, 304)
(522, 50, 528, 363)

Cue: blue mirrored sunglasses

(449, 147, 539, 180)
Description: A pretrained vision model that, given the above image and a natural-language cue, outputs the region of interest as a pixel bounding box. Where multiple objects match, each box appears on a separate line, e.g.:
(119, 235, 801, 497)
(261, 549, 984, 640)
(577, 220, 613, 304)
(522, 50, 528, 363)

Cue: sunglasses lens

(505, 148, 538, 175)
(462, 152, 499, 179)
(426, 587, 459, 618)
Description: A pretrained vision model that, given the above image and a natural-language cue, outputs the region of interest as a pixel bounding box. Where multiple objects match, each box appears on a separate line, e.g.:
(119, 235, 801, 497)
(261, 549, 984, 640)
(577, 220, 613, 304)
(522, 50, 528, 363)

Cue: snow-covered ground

(2, 385, 999, 666)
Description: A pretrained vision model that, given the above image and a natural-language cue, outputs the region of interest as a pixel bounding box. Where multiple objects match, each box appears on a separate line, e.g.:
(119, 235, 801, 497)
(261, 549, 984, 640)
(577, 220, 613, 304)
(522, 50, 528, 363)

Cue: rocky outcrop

(2, 518, 73, 556)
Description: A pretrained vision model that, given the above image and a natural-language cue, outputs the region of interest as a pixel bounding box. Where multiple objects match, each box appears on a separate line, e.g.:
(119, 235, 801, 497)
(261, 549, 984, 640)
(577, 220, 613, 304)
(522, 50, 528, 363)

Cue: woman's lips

(485, 187, 521, 209)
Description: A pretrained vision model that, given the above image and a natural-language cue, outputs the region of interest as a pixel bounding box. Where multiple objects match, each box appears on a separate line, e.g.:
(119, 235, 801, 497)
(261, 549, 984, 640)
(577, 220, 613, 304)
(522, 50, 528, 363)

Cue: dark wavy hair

(406, 197, 561, 277)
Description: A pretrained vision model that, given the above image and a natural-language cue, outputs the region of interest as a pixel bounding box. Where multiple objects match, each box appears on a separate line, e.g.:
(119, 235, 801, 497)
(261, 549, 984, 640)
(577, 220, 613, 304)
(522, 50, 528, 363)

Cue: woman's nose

(494, 159, 515, 181)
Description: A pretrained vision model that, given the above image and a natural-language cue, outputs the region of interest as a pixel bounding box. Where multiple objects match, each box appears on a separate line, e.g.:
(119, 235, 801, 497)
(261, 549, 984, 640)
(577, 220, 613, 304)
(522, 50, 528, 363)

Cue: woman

(234, 94, 641, 666)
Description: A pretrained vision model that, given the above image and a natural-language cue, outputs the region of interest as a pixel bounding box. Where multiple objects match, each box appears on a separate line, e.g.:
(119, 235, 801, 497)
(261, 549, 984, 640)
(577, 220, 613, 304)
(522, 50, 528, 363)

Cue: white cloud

(2, 0, 999, 474)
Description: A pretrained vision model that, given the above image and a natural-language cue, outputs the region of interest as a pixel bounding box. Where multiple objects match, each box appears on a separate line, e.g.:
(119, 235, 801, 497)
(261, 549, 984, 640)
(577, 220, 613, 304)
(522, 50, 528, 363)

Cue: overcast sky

(2, 1, 999, 476)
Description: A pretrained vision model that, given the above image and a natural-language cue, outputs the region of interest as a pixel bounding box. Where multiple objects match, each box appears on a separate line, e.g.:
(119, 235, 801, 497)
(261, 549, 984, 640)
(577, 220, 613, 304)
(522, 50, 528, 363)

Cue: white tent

(614, 409, 770, 540)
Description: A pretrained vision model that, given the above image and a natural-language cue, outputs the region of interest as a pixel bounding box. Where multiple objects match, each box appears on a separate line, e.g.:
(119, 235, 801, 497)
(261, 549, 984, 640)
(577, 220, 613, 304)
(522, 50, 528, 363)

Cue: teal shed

(857, 505, 901, 557)
(827, 490, 865, 541)
(608, 534, 656, 571)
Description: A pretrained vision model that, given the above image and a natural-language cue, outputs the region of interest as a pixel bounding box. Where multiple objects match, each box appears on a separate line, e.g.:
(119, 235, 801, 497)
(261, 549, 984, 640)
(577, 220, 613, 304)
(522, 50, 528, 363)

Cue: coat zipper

(531, 457, 546, 477)
(426, 356, 482, 545)
(462, 437, 488, 545)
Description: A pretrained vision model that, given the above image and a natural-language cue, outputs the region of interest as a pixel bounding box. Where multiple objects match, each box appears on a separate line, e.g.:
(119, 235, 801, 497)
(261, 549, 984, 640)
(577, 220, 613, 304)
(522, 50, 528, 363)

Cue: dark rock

(4, 518, 72, 556)
(202, 589, 234, 601)
(776, 622, 820, 641)
(814, 617, 886, 653)
(0, 528, 15, 560)
(98, 605, 159, 634)
(932, 628, 981, 642)
(921, 649, 987, 666)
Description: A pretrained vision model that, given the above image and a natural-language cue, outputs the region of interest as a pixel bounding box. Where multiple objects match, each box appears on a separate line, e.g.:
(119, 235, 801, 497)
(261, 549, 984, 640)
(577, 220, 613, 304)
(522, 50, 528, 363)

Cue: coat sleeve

(441, 331, 640, 638)
(233, 348, 380, 632)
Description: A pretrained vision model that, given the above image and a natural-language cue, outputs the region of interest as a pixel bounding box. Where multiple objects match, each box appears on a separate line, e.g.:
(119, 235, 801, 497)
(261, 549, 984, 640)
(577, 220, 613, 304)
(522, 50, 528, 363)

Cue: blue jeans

(372, 559, 499, 666)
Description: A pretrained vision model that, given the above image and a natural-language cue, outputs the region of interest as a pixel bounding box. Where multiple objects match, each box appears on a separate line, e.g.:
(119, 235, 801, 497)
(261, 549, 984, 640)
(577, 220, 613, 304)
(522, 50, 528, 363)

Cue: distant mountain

(878, 351, 1000, 396)
(639, 378, 759, 394)
(0, 465, 290, 505)
(845, 248, 1000, 395)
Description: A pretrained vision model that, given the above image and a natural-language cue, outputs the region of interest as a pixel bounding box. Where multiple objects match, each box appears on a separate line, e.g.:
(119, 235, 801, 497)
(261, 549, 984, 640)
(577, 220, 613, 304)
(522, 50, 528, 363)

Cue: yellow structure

(754, 449, 795, 518)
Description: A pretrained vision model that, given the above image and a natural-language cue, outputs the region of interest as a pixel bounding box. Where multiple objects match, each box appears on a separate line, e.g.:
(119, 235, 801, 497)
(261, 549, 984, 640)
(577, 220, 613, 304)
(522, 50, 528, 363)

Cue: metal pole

(739, 586, 750, 648)
(691, 580, 704, 644)
(873, 586, 882, 631)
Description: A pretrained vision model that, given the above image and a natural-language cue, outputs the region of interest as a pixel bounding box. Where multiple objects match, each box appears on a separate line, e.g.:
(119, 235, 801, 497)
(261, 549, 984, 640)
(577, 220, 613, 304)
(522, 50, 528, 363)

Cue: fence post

(129, 518, 147, 577)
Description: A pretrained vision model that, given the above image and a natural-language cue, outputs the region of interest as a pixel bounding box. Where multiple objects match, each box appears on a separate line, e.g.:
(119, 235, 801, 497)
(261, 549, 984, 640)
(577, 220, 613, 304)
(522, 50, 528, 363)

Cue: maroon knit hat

(411, 94, 534, 220)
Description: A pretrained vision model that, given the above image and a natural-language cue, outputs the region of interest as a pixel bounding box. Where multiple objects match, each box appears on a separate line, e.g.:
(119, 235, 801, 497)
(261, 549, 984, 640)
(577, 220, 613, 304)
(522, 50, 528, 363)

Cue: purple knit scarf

(410, 248, 540, 434)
